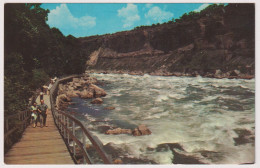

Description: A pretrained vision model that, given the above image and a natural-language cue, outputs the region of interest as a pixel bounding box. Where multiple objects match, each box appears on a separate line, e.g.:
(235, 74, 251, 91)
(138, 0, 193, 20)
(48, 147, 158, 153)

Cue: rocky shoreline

(85, 69, 254, 80)
(55, 73, 152, 137)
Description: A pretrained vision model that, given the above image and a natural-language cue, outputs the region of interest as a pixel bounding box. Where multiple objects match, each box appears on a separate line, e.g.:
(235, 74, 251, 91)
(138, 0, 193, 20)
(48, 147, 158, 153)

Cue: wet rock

(152, 143, 184, 153)
(113, 158, 123, 164)
(58, 84, 66, 94)
(104, 106, 115, 110)
(97, 125, 113, 133)
(233, 128, 254, 146)
(121, 157, 157, 164)
(106, 128, 132, 135)
(85, 77, 98, 85)
(132, 128, 142, 136)
(199, 150, 224, 162)
(151, 143, 204, 164)
(58, 94, 72, 102)
(80, 89, 94, 99)
(91, 98, 103, 104)
(230, 69, 241, 76)
(215, 69, 222, 77)
(132, 124, 152, 136)
(74, 82, 82, 89)
(103, 142, 125, 159)
(234, 69, 241, 75)
(72, 78, 80, 83)
(89, 84, 107, 97)
(66, 90, 80, 97)
(172, 150, 205, 164)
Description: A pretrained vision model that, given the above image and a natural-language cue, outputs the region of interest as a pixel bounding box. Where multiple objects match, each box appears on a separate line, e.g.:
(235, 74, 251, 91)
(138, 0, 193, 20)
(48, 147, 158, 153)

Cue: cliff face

(79, 4, 255, 78)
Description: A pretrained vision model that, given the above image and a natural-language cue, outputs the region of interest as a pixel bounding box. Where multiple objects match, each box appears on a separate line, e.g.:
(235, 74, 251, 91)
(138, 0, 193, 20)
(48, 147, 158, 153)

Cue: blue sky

(41, 3, 214, 37)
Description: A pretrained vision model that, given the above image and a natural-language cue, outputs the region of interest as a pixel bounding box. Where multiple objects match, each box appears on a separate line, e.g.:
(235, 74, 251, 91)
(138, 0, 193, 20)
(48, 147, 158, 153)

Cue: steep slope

(79, 4, 255, 78)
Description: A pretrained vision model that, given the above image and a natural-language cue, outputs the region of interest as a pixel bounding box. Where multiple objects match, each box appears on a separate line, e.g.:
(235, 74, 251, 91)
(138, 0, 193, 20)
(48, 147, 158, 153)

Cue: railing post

(64, 115, 66, 138)
(73, 121, 76, 156)
(67, 117, 70, 145)
(61, 114, 63, 135)
(59, 114, 62, 131)
(82, 131, 87, 164)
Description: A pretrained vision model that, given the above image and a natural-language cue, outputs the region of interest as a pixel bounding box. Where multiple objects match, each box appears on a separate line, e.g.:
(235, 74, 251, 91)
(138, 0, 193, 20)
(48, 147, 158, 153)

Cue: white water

(69, 73, 255, 164)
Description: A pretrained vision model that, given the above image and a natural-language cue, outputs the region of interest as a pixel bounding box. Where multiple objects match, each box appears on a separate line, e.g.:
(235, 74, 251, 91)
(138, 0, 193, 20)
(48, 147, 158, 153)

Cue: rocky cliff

(79, 4, 255, 78)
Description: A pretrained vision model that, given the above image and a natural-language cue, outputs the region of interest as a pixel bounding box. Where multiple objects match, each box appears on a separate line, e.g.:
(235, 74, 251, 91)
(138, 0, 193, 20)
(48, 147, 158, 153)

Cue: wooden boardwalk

(4, 94, 74, 164)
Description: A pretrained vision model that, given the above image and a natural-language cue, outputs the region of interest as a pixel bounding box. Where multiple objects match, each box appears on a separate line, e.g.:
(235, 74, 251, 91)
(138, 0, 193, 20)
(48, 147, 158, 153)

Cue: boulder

(89, 84, 107, 97)
(58, 94, 72, 102)
(138, 124, 152, 135)
(215, 69, 222, 76)
(58, 84, 66, 94)
(86, 77, 98, 85)
(68, 85, 74, 91)
(106, 128, 132, 135)
(56, 95, 70, 110)
(91, 98, 103, 104)
(105, 106, 115, 110)
(234, 69, 241, 75)
(132, 128, 142, 136)
(79, 79, 87, 86)
(72, 78, 80, 83)
(230, 69, 241, 76)
(66, 90, 80, 97)
(74, 82, 82, 89)
(132, 125, 152, 136)
(80, 89, 94, 99)
(113, 159, 123, 164)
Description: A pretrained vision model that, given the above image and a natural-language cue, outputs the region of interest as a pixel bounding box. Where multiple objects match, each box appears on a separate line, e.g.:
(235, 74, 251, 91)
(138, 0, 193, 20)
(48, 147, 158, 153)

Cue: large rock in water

(132, 125, 152, 136)
(89, 84, 107, 97)
(85, 77, 98, 85)
(66, 90, 80, 97)
(56, 94, 71, 110)
(106, 128, 132, 135)
(79, 89, 94, 99)
(58, 94, 72, 102)
(91, 98, 103, 104)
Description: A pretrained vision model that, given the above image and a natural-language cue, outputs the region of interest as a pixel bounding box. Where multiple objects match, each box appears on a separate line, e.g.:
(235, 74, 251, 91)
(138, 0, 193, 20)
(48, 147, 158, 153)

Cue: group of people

(30, 100, 48, 128)
(30, 77, 57, 128)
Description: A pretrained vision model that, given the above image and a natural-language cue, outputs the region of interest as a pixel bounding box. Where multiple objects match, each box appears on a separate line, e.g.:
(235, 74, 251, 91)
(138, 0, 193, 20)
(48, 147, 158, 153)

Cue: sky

(41, 3, 215, 38)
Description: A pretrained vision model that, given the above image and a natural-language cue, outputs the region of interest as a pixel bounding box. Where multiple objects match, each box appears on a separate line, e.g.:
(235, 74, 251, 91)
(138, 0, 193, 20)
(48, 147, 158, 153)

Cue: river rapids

(67, 73, 255, 164)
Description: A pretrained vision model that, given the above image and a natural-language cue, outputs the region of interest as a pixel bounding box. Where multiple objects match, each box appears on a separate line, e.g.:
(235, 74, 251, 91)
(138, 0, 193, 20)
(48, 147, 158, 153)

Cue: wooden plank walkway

(4, 94, 74, 164)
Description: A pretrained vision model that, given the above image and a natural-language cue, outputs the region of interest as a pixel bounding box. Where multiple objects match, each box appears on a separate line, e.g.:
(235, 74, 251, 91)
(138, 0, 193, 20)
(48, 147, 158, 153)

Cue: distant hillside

(79, 4, 255, 78)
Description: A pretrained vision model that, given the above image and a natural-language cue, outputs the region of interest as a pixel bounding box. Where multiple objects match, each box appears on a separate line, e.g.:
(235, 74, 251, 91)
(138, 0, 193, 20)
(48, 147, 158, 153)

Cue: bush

(30, 69, 49, 89)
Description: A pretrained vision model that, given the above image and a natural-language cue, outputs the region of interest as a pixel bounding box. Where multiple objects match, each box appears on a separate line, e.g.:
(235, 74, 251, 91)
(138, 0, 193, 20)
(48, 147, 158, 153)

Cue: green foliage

(4, 3, 87, 152)
(30, 69, 50, 89)
(4, 4, 85, 116)
(4, 76, 30, 116)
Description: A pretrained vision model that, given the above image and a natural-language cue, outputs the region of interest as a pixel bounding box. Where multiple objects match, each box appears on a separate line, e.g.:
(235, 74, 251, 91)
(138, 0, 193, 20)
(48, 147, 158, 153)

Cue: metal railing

(49, 74, 113, 164)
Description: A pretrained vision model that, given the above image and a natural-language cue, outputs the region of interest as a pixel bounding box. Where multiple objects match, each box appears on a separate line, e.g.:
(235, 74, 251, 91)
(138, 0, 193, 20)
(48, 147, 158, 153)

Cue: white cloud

(117, 4, 140, 28)
(47, 4, 96, 30)
(145, 6, 173, 23)
(194, 3, 210, 12)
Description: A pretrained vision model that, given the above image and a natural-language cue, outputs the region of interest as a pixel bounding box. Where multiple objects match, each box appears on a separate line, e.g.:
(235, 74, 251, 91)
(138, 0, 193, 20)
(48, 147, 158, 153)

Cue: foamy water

(68, 73, 255, 164)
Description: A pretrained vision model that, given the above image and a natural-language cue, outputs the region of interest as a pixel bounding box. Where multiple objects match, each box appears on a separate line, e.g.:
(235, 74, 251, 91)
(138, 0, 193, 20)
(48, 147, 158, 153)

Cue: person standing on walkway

(40, 91, 44, 101)
(37, 99, 48, 127)
(30, 102, 38, 128)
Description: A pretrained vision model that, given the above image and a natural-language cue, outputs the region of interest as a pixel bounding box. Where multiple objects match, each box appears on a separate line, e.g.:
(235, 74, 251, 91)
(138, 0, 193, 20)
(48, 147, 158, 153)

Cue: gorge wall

(79, 4, 255, 78)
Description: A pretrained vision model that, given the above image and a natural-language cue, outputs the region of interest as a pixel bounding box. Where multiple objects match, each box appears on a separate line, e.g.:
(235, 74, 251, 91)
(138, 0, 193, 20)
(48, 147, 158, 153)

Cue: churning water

(68, 73, 255, 164)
